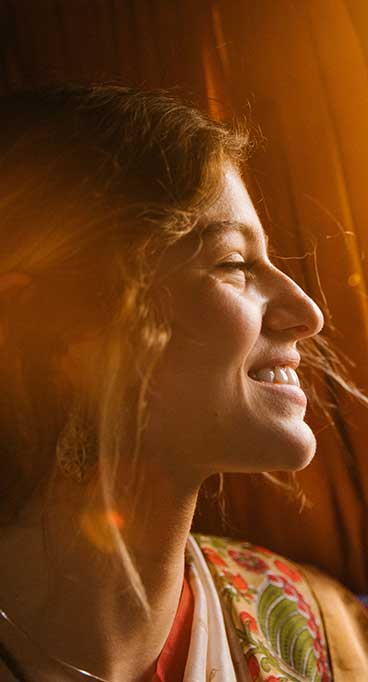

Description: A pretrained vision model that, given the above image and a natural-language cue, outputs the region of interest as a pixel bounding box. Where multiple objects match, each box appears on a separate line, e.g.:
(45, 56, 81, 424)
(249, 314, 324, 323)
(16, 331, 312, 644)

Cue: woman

(0, 86, 366, 682)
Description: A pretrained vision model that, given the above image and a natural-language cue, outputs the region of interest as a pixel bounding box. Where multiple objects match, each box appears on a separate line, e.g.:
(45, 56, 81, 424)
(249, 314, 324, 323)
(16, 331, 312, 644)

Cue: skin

(147, 166, 324, 481)
(0, 166, 323, 681)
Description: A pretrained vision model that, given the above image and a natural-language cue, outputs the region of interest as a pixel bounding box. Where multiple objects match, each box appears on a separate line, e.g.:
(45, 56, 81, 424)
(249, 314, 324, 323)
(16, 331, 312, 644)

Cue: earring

(56, 403, 98, 483)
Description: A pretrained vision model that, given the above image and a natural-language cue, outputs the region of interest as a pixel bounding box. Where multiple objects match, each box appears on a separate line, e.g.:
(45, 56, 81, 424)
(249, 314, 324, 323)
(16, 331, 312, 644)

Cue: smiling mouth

(248, 366, 307, 407)
(249, 366, 300, 386)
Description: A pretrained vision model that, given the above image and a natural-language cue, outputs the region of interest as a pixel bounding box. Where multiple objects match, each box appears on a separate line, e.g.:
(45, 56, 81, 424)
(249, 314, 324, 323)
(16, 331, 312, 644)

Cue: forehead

(201, 167, 268, 249)
(205, 167, 257, 222)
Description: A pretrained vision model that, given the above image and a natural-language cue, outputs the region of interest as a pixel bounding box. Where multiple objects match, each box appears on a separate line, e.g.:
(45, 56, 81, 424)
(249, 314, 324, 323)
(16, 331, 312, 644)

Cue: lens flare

(348, 273, 361, 287)
(80, 509, 125, 552)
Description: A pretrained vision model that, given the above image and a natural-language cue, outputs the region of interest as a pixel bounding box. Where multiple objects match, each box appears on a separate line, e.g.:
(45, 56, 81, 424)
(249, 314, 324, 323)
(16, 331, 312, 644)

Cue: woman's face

(147, 166, 324, 481)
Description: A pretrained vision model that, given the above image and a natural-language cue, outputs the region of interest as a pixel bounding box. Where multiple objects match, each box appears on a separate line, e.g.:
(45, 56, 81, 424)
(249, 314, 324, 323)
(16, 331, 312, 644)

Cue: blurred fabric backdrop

(1, 0, 367, 592)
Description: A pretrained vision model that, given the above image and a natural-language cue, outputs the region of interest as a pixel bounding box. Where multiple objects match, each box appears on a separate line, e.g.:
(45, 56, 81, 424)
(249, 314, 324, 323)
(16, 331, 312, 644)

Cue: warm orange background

(0, 0, 367, 592)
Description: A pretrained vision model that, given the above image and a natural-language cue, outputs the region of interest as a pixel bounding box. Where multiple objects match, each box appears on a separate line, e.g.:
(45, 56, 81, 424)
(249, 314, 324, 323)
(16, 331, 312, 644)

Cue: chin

(219, 422, 317, 476)
(278, 421, 317, 472)
(247, 417, 318, 474)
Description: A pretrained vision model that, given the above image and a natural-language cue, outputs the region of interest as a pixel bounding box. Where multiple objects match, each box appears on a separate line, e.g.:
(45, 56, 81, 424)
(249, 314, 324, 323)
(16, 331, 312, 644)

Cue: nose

(263, 267, 324, 340)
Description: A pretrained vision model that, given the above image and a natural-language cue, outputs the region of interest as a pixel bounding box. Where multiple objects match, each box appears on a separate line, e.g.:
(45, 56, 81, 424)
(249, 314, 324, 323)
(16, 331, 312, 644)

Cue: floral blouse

(151, 533, 368, 681)
(185, 533, 332, 682)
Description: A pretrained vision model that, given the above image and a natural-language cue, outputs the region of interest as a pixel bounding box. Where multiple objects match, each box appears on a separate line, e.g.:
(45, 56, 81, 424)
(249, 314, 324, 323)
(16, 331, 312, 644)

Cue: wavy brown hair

(0, 84, 250, 612)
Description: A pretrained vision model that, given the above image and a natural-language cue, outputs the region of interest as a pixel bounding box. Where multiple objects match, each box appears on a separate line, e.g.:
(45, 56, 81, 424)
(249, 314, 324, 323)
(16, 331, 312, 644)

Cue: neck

(0, 462, 201, 682)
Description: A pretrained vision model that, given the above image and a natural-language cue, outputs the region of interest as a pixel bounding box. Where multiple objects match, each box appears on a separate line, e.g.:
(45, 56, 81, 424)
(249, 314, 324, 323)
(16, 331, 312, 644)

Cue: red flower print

(233, 574, 248, 591)
(268, 573, 284, 587)
(307, 617, 318, 636)
(240, 610, 258, 633)
(228, 549, 269, 573)
(247, 654, 260, 681)
(265, 677, 282, 682)
(297, 599, 310, 619)
(253, 545, 275, 556)
(224, 570, 249, 591)
(317, 658, 325, 673)
(274, 559, 301, 582)
(283, 582, 298, 600)
(202, 547, 227, 567)
(314, 637, 324, 658)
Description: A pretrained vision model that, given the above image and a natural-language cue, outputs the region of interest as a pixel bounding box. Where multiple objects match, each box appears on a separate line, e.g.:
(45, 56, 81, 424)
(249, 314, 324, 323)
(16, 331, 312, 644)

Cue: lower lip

(248, 377, 307, 407)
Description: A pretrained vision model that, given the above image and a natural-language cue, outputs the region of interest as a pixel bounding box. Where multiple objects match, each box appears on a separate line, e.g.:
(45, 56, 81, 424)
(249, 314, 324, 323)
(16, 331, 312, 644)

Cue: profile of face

(145, 166, 324, 481)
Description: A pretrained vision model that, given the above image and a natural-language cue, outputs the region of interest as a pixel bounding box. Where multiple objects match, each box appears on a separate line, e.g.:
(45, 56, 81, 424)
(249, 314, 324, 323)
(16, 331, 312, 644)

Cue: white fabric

(184, 534, 250, 682)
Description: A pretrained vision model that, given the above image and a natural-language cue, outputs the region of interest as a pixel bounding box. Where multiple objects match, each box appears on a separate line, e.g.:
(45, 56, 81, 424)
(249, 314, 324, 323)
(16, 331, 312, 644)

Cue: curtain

(195, 0, 368, 594)
(0, 0, 367, 592)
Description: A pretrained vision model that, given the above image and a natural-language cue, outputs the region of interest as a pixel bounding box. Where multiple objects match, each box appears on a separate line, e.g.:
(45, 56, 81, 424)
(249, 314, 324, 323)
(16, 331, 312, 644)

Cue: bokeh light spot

(106, 510, 125, 529)
(80, 509, 124, 553)
(348, 273, 361, 287)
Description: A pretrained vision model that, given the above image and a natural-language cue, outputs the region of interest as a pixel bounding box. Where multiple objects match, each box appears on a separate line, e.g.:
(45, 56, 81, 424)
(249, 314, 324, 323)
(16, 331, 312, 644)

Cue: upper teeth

(250, 366, 300, 387)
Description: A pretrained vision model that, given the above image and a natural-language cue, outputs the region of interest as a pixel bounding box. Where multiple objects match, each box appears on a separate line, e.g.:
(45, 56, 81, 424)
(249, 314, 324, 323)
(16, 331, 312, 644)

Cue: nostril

(283, 324, 309, 334)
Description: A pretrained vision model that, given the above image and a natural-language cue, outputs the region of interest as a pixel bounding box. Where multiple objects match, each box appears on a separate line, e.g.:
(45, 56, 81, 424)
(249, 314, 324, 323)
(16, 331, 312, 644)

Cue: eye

(216, 260, 256, 283)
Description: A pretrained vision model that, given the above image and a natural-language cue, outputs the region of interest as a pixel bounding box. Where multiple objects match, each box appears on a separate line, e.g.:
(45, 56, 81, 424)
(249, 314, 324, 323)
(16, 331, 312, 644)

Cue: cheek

(170, 278, 260, 368)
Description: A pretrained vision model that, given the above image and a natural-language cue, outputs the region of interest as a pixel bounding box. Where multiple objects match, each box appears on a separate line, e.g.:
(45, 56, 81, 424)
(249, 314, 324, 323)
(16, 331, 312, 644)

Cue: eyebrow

(201, 220, 269, 250)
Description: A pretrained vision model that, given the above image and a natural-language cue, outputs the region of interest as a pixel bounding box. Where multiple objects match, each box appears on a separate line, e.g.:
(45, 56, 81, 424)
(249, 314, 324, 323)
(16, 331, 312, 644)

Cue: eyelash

(218, 262, 256, 281)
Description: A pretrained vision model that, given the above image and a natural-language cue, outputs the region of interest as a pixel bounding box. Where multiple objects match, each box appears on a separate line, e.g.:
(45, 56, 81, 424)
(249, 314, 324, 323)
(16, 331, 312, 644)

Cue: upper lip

(248, 352, 301, 374)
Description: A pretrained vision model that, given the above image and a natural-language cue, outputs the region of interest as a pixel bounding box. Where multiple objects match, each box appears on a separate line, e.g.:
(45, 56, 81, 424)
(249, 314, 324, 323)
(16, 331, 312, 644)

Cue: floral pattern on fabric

(192, 534, 332, 682)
